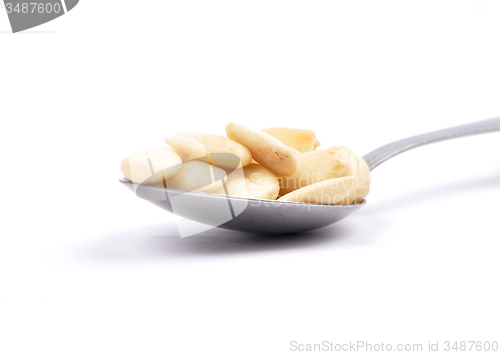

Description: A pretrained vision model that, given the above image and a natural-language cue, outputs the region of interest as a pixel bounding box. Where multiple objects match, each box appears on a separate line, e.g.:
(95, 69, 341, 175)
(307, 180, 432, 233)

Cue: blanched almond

(215, 164, 280, 200)
(276, 150, 346, 195)
(164, 132, 252, 169)
(277, 176, 359, 205)
(327, 146, 359, 177)
(225, 122, 297, 175)
(165, 160, 227, 193)
(262, 127, 320, 153)
(287, 145, 302, 155)
(121, 147, 182, 185)
(165, 144, 190, 161)
(354, 156, 371, 203)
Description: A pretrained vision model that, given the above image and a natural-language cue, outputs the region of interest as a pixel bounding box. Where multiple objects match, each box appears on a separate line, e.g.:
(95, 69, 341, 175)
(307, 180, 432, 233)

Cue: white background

(1, 1, 499, 354)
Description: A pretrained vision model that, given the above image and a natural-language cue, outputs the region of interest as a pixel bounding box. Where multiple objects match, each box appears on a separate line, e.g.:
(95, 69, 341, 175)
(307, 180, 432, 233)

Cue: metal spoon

(120, 117, 500, 234)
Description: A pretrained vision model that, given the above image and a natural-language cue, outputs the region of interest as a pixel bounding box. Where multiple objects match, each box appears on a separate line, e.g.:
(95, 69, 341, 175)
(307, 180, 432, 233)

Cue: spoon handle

(363, 116, 500, 170)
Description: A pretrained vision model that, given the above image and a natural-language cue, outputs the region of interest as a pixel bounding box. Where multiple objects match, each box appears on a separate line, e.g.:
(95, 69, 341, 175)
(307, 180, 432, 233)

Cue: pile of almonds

(120, 122, 371, 205)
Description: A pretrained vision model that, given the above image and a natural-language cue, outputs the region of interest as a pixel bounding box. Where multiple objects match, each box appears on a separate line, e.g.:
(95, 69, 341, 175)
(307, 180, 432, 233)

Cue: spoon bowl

(120, 178, 365, 234)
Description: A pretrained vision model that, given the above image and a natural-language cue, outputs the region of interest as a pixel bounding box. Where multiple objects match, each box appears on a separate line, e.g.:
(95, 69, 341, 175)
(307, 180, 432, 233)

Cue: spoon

(120, 117, 500, 234)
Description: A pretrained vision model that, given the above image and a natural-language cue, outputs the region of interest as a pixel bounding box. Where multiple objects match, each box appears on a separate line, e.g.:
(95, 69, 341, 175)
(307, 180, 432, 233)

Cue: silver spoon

(120, 117, 500, 234)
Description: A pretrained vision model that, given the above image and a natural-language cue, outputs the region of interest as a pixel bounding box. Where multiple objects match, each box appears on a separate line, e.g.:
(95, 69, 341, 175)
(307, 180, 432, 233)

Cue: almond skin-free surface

(327, 146, 359, 177)
(262, 127, 321, 153)
(225, 122, 297, 176)
(120, 147, 182, 185)
(165, 160, 227, 193)
(276, 150, 346, 195)
(278, 176, 359, 205)
(215, 164, 280, 200)
(165, 132, 252, 169)
(354, 156, 371, 203)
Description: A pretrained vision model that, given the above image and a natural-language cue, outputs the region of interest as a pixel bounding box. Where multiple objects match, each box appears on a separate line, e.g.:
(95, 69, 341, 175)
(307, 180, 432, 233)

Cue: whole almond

(276, 150, 346, 195)
(278, 176, 359, 205)
(327, 146, 359, 177)
(225, 122, 297, 175)
(165, 143, 190, 161)
(165, 160, 227, 193)
(121, 147, 182, 185)
(165, 132, 252, 169)
(215, 164, 280, 200)
(354, 156, 371, 203)
(262, 127, 320, 153)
